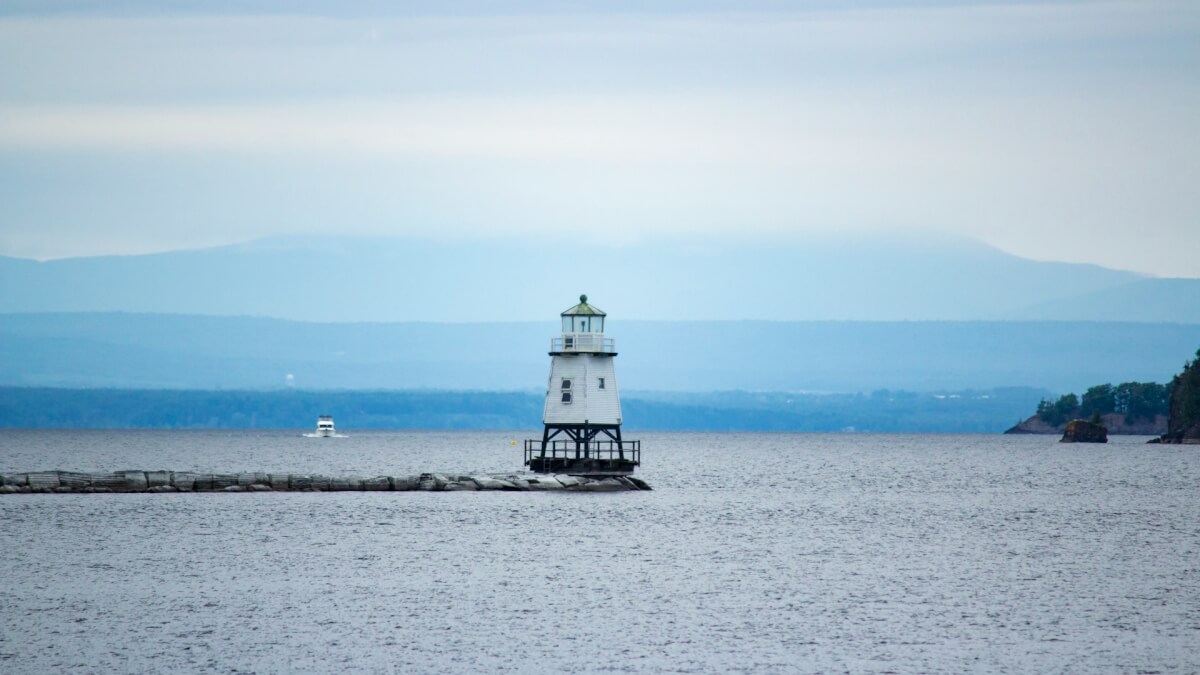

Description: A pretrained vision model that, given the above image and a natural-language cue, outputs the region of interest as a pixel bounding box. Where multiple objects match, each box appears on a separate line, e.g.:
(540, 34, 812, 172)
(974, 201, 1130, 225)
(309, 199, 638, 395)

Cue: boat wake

(301, 433, 349, 438)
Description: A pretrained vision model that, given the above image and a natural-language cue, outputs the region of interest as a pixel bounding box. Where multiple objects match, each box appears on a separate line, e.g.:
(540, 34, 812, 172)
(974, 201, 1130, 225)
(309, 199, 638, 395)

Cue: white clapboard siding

(543, 353, 622, 425)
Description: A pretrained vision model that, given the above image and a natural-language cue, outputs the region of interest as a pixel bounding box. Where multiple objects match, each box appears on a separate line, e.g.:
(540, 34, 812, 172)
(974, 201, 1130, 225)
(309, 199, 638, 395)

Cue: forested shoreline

(0, 386, 1047, 433)
(1034, 382, 1170, 426)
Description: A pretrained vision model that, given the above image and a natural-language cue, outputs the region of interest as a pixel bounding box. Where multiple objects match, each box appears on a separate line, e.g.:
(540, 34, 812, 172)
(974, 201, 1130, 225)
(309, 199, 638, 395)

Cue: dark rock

(391, 475, 419, 491)
(363, 477, 390, 491)
(117, 471, 148, 492)
(578, 477, 626, 491)
(627, 476, 653, 490)
(418, 473, 447, 491)
(28, 472, 61, 490)
(90, 474, 126, 490)
(1060, 419, 1108, 443)
(57, 472, 91, 489)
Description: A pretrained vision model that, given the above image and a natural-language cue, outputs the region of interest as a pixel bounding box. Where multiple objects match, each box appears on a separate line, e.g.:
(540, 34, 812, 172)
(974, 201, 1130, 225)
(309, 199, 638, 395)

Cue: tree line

(1036, 382, 1170, 426)
(1162, 347, 1200, 441)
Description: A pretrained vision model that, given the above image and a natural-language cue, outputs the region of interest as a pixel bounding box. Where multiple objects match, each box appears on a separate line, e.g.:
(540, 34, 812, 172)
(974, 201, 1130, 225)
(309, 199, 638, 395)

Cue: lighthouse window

(598, 378, 605, 389)
(561, 378, 572, 390)
(561, 392, 572, 404)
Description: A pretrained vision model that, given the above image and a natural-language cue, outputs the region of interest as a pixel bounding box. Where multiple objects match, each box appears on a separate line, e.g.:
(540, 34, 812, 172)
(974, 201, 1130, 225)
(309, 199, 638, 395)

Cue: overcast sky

(1, 1, 1197, 276)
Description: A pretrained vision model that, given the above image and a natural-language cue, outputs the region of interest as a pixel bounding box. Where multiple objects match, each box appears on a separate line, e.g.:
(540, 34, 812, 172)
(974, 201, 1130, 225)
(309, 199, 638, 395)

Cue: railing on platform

(524, 439, 640, 466)
(550, 335, 616, 354)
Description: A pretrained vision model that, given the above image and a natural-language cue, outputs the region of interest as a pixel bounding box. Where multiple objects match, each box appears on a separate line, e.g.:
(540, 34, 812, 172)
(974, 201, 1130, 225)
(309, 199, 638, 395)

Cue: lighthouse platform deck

(524, 439, 640, 477)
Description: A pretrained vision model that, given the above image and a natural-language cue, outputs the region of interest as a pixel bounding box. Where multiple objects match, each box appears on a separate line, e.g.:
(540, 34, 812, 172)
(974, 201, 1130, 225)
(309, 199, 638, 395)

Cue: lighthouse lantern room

(525, 295, 641, 476)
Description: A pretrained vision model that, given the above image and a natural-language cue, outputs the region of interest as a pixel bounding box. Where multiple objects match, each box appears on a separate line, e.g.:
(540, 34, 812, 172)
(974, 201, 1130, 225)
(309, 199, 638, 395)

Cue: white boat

(315, 415, 336, 437)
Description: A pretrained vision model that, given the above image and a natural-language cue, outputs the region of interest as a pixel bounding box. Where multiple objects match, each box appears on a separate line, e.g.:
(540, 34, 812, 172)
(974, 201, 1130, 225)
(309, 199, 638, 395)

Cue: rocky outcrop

(1157, 348, 1200, 444)
(0, 471, 651, 494)
(1006, 413, 1164, 435)
(1060, 419, 1108, 443)
(1005, 416, 1064, 434)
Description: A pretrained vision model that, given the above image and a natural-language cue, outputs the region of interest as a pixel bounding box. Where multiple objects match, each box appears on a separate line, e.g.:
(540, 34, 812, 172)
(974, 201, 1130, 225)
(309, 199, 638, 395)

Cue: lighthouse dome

(561, 294, 605, 333)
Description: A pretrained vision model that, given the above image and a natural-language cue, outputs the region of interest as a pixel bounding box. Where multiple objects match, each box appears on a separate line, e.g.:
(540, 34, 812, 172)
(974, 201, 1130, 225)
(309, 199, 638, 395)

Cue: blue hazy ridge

(2, 233, 1196, 322)
(1, 313, 1195, 394)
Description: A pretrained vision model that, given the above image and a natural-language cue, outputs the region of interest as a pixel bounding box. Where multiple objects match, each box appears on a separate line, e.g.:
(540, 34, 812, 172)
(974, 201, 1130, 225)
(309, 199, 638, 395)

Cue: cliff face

(1160, 348, 1200, 444)
(1006, 413, 1165, 436)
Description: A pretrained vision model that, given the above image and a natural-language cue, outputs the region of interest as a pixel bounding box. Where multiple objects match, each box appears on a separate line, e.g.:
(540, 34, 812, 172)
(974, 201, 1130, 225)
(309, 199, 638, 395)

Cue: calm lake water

(1, 430, 1197, 673)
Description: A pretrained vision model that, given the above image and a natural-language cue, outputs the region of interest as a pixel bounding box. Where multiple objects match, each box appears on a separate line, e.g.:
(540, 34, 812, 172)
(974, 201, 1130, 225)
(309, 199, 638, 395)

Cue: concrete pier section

(0, 471, 651, 494)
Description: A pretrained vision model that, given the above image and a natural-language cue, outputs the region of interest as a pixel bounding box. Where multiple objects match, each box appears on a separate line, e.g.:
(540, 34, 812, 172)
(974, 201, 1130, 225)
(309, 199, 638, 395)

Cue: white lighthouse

(525, 295, 640, 476)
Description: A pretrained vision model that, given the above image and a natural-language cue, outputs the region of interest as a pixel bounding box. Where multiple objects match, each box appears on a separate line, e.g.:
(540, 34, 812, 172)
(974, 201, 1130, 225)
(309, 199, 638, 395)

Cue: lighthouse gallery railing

(523, 439, 640, 464)
(550, 336, 616, 353)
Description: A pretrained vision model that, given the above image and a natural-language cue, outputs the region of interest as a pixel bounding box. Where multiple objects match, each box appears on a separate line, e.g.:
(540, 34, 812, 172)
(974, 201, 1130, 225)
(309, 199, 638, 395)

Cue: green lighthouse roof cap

(561, 294, 606, 316)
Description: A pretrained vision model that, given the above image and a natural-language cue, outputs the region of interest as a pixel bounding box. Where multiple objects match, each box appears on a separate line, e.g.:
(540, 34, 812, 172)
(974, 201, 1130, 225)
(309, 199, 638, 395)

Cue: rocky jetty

(1156, 347, 1200, 444)
(1060, 419, 1108, 443)
(0, 471, 651, 494)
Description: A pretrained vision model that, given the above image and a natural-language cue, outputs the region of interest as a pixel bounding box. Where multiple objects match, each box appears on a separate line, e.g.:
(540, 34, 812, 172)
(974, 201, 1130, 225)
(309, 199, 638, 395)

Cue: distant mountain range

(2, 313, 1196, 395)
(2, 233, 1196, 322)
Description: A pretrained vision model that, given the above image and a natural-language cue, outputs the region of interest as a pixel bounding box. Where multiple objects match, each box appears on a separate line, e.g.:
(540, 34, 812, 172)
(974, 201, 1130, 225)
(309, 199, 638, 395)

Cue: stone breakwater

(0, 471, 651, 494)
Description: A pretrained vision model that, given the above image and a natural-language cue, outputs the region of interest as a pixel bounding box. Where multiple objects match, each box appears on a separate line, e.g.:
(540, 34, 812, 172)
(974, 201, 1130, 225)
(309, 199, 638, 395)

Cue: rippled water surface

(1, 430, 1197, 673)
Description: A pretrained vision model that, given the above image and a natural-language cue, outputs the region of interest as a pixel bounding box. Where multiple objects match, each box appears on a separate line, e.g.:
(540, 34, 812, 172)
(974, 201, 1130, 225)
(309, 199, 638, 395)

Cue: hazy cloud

(0, 1, 1197, 275)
